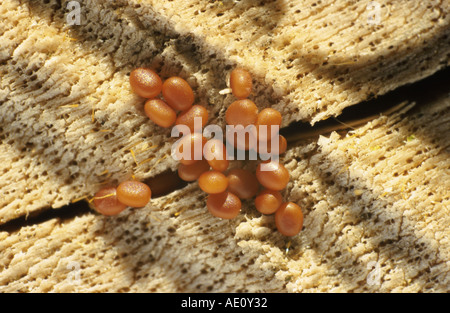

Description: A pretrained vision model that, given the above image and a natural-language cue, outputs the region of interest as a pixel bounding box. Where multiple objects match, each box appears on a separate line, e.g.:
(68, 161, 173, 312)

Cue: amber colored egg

(203, 139, 229, 172)
(258, 134, 287, 156)
(275, 202, 304, 236)
(174, 133, 208, 166)
(225, 99, 259, 127)
(256, 161, 290, 191)
(198, 171, 229, 194)
(230, 68, 252, 99)
(116, 180, 152, 208)
(278, 135, 288, 155)
(256, 108, 282, 142)
(175, 105, 209, 133)
(226, 168, 259, 199)
(226, 124, 258, 151)
(254, 189, 283, 215)
(129, 68, 162, 99)
(178, 159, 210, 182)
(144, 99, 177, 128)
(207, 191, 242, 219)
(93, 187, 128, 216)
(162, 77, 195, 111)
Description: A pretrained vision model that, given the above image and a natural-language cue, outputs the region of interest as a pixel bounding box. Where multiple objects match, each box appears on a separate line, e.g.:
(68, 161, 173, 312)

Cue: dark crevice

(0, 200, 91, 234)
(281, 66, 450, 144)
(0, 169, 187, 234)
(145, 169, 188, 198)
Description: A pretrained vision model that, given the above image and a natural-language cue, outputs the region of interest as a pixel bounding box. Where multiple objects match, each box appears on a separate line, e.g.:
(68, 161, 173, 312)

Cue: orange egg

(278, 135, 288, 155)
(256, 161, 290, 191)
(254, 189, 283, 215)
(174, 133, 207, 165)
(230, 68, 252, 99)
(144, 99, 177, 128)
(203, 139, 229, 172)
(129, 68, 162, 99)
(225, 99, 258, 127)
(162, 77, 195, 111)
(256, 108, 282, 142)
(198, 171, 229, 194)
(275, 202, 304, 236)
(93, 187, 127, 216)
(178, 159, 210, 182)
(175, 104, 209, 133)
(258, 134, 288, 156)
(226, 168, 259, 199)
(116, 180, 152, 208)
(207, 191, 242, 219)
(226, 124, 258, 151)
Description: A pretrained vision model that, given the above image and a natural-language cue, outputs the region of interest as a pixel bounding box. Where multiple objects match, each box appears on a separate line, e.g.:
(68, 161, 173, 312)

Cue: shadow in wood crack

(281, 66, 450, 158)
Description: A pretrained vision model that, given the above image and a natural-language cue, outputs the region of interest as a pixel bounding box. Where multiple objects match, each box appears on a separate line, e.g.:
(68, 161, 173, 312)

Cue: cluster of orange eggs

(91, 67, 303, 237)
(223, 69, 303, 237)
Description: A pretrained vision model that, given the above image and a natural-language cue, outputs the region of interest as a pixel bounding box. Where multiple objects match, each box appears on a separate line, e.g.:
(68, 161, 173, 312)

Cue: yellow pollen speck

(148, 154, 168, 172)
(138, 157, 155, 166)
(91, 106, 95, 123)
(174, 206, 188, 217)
(371, 145, 381, 151)
(71, 195, 88, 203)
(337, 165, 350, 176)
(122, 141, 144, 152)
(150, 215, 162, 222)
(59, 104, 79, 108)
(89, 193, 115, 203)
(129, 149, 138, 166)
(98, 170, 109, 176)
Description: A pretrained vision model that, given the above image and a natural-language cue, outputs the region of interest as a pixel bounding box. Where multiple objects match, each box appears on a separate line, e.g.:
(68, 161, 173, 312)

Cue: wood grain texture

(0, 0, 449, 292)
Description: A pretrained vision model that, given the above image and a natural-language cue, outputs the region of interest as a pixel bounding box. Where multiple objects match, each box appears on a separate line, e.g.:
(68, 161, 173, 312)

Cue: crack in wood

(0, 67, 448, 234)
(281, 67, 450, 143)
